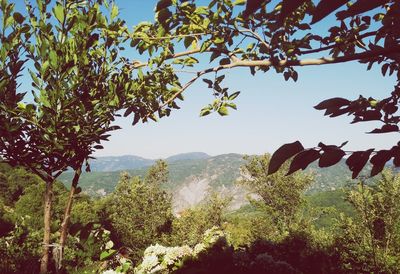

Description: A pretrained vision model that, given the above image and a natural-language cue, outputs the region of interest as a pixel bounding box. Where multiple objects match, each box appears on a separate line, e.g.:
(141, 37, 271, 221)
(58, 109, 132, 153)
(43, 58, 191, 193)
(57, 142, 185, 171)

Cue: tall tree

(336, 169, 400, 273)
(0, 0, 181, 271)
(239, 154, 313, 231)
(109, 160, 174, 262)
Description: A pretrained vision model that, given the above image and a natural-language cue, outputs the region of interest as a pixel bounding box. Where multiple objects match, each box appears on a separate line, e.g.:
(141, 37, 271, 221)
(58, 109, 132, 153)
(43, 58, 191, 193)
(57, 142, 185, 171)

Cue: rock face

(174, 177, 211, 212)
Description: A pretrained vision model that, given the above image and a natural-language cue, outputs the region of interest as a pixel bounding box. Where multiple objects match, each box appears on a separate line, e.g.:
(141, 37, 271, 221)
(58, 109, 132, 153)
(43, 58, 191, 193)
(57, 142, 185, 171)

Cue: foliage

(0, 217, 42, 274)
(13, 181, 68, 230)
(169, 191, 231, 246)
(239, 154, 314, 232)
(108, 161, 174, 262)
(0, 163, 42, 206)
(334, 169, 400, 273)
(305, 189, 355, 229)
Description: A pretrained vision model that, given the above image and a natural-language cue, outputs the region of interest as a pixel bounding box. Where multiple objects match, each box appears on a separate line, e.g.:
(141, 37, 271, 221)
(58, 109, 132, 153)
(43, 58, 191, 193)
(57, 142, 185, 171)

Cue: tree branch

(299, 31, 377, 55)
(148, 45, 400, 117)
(238, 28, 271, 50)
(228, 45, 400, 68)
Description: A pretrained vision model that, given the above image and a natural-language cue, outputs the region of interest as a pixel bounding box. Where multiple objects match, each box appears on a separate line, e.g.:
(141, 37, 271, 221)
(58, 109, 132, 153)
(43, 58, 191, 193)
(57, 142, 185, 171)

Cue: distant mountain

(88, 152, 211, 172)
(166, 152, 210, 162)
(60, 153, 247, 211)
(59, 153, 370, 212)
(88, 155, 154, 172)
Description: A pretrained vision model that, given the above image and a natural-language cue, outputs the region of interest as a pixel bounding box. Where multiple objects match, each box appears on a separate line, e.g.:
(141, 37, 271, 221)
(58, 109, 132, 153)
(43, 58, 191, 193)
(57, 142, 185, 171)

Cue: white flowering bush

(134, 244, 193, 273)
(134, 227, 226, 274)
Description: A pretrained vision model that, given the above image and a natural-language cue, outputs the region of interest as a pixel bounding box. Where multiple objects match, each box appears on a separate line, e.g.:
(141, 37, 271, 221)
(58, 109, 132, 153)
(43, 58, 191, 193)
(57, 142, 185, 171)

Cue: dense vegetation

(1, 156, 400, 273)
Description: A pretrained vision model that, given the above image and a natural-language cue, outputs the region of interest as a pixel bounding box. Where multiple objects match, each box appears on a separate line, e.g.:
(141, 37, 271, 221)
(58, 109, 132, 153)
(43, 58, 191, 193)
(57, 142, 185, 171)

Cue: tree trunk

(40, 178, 54, 274)
(57, 167, 81, 271)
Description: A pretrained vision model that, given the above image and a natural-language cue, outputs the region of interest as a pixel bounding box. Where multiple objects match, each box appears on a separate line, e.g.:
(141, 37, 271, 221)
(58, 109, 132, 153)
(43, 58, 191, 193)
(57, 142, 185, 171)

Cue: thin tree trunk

(57, 167, 81, 271)
(40, 178, 54, 274)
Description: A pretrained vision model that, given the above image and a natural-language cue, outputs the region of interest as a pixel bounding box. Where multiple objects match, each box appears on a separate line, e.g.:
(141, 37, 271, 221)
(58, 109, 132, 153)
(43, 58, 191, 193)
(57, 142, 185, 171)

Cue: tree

(335, 169, 400, 273)
(125, 0, 399, 178)
(0, 0, 130, 270)
(169, 191, 231, 246)
(239, 154, 313, 233)
(0, 0, 182, 271)
(109, 160, 174, 262)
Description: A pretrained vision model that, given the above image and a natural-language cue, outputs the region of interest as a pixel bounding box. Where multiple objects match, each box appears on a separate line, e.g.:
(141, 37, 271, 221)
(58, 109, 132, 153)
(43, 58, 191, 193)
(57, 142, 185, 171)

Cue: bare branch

(238, 28, 271, 50)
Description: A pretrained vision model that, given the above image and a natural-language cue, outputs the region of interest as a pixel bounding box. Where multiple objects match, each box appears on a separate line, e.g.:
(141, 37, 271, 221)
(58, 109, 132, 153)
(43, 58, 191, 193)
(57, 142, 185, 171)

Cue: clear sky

(17, 1, 400, 159)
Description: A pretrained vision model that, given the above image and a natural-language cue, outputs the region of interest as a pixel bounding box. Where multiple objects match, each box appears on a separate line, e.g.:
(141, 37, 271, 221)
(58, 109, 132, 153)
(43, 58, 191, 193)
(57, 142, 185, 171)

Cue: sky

(15, 0, 400, 159)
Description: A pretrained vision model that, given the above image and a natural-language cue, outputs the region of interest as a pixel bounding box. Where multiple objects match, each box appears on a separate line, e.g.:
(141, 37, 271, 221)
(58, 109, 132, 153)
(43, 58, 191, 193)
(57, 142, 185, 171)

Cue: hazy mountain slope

(87, 152, 212, 172)
(166, 152, 210, 162)
(59, 153, 366, 211)
(88, 155, 154, 172)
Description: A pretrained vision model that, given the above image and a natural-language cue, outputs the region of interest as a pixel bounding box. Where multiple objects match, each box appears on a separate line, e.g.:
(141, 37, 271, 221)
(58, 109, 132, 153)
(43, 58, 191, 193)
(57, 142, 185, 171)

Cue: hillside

(59, 153, 363, 211)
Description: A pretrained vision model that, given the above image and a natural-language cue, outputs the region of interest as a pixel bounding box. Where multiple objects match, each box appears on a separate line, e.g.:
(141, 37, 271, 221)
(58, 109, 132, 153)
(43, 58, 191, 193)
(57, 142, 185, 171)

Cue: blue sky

(15, 1, 399, 159)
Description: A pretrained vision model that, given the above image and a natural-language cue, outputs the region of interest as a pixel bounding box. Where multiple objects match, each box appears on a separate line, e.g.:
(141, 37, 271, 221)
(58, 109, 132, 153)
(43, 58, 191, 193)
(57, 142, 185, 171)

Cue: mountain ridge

(88, 152, 213, 172)
(59, 152, 363, 212)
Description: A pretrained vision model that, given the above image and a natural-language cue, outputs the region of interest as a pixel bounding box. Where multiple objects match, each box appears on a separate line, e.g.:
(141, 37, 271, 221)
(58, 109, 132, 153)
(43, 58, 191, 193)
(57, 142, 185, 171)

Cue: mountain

(59, 153, 366, 212)
(87, 152, 211, 172)
(88, 155, 154, 172)
(166, 152, 210, 162)
(60, 153, 246, 211)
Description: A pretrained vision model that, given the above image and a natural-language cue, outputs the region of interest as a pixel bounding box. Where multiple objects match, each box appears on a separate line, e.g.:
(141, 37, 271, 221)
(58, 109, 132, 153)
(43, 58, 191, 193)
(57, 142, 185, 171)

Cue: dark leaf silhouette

(280, 0, 308, 23)
(203, 79, 213, 88)
(337, 0, 389, 20)
(369, 124, 399, 134)
(370, 150, 392, 177)
(353, 110, 382, 122)
(156, 0, 172, 12)
(314, 97, 350, 110)
(311, 0, 348, 24)
(287, 149, 320, 175)
(268, 141, 304, 175)
(132, 113, 140, 126)
(79, 223, 94, 243)
(319, 148, 346, 168)
(392, 146, 400, 167)
(243, 0, 265, 18)
(345, 149, 374, 179)
(69, 223, 83, 236)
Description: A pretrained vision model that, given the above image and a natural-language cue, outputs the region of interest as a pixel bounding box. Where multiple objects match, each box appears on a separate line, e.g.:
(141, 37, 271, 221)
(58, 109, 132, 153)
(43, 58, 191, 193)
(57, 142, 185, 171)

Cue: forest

(1, 157, 400, 273)
(1, 0, 400, 273)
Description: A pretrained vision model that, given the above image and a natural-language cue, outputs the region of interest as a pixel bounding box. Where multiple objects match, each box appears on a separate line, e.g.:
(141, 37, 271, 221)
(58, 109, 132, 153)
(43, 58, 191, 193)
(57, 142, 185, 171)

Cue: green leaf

(17, 102, 26, 109)
(217, 106, 229, 116)
(228, 91, 240, 100)
(214, 37, 224, 44)
(226, 102, 237, 110)
(53, 5, 65, 23)
(200, 108, 211, 117)
(233, 0, 246, 6)
(111, 4, 119, 20)
(100, 250, 116, 260)
(41, 61, 50, 73)
(49, 50, 57, 67)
